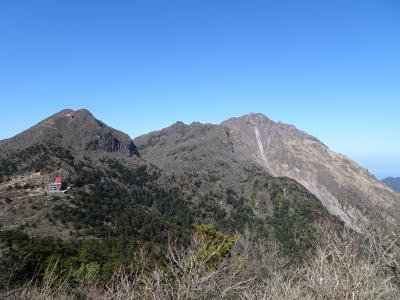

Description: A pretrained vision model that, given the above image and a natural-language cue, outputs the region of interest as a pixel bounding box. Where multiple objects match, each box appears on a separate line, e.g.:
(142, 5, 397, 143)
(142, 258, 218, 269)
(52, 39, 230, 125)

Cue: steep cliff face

(222, 113, 400, 227)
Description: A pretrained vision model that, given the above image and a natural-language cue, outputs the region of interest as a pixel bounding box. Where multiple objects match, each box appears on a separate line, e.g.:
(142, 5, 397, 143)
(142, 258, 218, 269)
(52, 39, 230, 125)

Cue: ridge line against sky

(0, 0, 399, 178)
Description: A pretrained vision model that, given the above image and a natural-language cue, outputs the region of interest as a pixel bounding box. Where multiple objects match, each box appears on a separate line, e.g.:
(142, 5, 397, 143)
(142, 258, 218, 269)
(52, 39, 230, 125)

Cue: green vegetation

(195, 223, 238, 266)
(0, 171, 326, 293)
(51, 159, 194, 242)
(3, 221, 400, 299)
(0, 224, 237, 292)
(0, 143, 78, 182)
(0, 157, 17, 182)
(0, 229, 157, 290)
(0, 144, 55, 182)
(0, 145, 329, 295)
(267, 178, 325, 255)
(192, 180, 326, 257)
(225, 189, 260, 232)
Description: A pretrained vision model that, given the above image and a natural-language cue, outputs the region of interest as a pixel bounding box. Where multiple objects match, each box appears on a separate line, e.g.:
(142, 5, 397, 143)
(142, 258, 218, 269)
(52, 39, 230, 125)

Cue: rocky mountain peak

(0, 108, 139, 157)
(221, 112, 273, 127)
(135, 113, 400, 230)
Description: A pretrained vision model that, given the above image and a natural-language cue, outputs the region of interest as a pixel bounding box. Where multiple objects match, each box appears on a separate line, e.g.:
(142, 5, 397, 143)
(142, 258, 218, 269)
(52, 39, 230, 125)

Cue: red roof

(55, 176, 62, 184)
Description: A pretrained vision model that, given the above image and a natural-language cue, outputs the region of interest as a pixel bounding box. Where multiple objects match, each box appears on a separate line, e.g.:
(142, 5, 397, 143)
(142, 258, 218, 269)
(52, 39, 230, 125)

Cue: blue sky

(0, 0, 399, 178)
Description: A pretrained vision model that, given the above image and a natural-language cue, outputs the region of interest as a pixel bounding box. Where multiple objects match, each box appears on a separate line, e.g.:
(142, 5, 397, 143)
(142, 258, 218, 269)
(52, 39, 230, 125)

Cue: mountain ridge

(0, 109, 333, 253)
(135, 111, 400, 229)
(382, 177, 400, 193)
(0, 108, 139, 158)
(1, 108, 398, 237)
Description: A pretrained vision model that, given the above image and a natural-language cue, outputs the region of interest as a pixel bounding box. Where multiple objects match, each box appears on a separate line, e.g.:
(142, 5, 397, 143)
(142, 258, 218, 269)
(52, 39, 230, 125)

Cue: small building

(49, 176, 67, 192)
(55, 176, 62, 184)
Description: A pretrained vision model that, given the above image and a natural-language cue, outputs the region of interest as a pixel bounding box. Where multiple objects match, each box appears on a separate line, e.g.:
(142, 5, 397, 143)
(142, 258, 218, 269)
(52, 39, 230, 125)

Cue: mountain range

(382, 177, 400, 193)
(0, 109, 399, 247)
(135, 112, 399, 228)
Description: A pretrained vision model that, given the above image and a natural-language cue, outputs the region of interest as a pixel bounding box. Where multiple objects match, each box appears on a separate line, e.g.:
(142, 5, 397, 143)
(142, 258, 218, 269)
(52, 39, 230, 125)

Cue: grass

(2, 218, 400, 300)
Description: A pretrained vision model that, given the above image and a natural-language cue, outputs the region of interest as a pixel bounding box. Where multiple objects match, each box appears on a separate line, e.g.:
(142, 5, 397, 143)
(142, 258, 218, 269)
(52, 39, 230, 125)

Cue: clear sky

(1, 0, 399, 178)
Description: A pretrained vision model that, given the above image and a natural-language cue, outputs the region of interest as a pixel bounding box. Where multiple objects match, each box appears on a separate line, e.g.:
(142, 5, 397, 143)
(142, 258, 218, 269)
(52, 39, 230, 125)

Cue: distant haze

(349, 154, 400, 179)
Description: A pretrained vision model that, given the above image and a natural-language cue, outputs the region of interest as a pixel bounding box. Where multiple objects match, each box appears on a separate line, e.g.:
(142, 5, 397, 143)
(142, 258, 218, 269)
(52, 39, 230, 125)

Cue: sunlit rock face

(222, 113, 400, 228)
(136, 112, 400, 229)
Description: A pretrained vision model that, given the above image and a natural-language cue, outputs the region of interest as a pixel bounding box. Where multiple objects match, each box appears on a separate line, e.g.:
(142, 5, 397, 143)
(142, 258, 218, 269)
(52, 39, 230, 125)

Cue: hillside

(222, 113, 400, 227)
(0, 110, 171, 240)
(0, 109, 139, 157)
(0, 109, 334, 291)
(2, 108, 400, 299)
(135, 113, 400, 229)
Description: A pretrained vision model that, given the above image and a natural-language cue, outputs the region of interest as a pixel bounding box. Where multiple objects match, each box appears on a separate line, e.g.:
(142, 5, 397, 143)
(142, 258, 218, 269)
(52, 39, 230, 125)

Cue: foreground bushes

(3, 221, 400, 299)
(0, 231, 160, 291)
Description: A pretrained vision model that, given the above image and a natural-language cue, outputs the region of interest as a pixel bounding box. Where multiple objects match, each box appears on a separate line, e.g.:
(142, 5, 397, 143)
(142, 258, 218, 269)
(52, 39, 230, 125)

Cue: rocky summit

(0, 109, 139, 157)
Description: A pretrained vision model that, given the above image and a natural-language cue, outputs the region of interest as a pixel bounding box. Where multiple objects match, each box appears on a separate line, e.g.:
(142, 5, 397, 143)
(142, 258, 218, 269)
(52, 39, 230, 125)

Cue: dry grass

(4, 220, 400, 300)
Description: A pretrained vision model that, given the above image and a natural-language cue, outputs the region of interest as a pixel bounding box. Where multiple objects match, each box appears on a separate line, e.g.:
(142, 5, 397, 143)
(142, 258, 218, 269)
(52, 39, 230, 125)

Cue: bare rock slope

(222, 113, 400, 226)
(136, 113, 400, 228)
